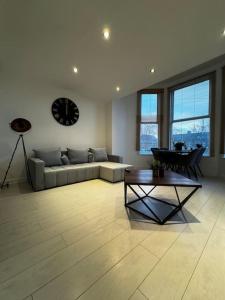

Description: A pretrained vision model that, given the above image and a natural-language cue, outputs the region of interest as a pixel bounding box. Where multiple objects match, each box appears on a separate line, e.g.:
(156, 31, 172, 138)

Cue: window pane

(173, 80, 209, 120)
(141, 94, 157, 122)
(171, 118, 210, 155)
(140, 123, 158, 153)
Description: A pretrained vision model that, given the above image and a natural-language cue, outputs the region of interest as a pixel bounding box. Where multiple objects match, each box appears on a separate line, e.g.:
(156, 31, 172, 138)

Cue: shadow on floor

(125, 201, 199, 227)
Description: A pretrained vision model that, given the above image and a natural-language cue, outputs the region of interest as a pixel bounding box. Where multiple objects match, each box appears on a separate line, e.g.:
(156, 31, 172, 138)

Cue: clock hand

(66, 103, 68, 116)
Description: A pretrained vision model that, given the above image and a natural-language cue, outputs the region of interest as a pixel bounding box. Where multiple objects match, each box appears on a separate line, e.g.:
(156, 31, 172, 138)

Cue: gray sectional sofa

(28, 148, 132, 191)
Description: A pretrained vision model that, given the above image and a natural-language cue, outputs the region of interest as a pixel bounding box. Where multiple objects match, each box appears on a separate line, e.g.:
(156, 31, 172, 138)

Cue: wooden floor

(0, 177, 225, 300)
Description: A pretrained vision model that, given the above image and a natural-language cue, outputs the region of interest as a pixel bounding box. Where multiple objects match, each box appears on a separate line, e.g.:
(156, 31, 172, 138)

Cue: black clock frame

(51, 98, 79, 126)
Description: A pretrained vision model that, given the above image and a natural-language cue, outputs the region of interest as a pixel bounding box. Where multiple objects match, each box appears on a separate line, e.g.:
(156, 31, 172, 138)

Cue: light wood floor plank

(32, 227, 153, 300)
(139, 190, 225, 300)
(140, 222, 215, 300)
(182, 227, 225, 300)
(141, 223, 186, 259)
(0, 212, 89, 262)
(0, 222, 124, 300)
(215, 207, 225, 230)
(0, 236, 66, 284)
(78, 246, 157, 300)
(0, 222, 42, 246)
(129, 289, 148, 300)
(0, 201, 124, 263)
(62, 212, 118, 246)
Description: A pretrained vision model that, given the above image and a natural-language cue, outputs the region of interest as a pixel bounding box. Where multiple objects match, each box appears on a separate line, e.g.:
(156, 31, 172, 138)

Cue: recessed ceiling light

(116, 86, 120, 92)
(73, 67, 78, 73)
(222, 29, 225, 36)
(150, 68, 155, 73)
(103, 28, 110, 40)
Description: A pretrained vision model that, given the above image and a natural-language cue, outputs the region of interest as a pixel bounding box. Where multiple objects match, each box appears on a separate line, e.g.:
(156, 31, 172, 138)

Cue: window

(136, 89, 163, 154)
(169, 73, 215, 156)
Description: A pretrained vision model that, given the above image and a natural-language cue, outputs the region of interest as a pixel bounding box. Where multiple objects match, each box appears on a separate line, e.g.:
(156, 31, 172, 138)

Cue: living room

(0, 1, 225, 299)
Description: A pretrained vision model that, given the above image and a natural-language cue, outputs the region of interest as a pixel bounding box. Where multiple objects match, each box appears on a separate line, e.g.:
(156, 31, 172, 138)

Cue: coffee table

(124, 170, 202, 225)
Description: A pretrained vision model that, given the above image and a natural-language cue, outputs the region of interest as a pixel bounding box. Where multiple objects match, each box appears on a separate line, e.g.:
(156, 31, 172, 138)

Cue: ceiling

(1, 0, 225, 102)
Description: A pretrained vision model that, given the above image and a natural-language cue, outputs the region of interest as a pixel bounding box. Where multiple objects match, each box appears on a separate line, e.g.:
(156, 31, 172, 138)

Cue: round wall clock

(51, 98, 79, 126)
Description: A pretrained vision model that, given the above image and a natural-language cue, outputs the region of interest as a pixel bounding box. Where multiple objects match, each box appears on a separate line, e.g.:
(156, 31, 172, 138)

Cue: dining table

(153, 149, 191, 155)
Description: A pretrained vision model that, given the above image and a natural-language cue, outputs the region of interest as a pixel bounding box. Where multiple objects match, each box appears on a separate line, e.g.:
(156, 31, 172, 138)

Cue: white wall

(111, 56, 225, 178)
(0, 80, 106, 183)
(105, 101, 112, 154)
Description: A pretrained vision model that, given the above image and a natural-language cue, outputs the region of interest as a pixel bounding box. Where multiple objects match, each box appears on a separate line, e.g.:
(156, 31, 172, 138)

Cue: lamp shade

(10, 118, 31, 133)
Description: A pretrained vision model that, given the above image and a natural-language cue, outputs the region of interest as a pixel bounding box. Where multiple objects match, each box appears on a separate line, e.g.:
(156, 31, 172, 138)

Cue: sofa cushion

(33, 148, 62, 167)
(88, 152, 94, 163)
(61, 150, 68, 156)
(61, 154, 70, 165)
(67, 148, 89, 164)
(89, 148, 108, 162)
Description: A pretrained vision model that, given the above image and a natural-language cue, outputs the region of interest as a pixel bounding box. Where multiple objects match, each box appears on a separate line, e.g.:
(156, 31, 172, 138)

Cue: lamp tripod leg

(21, 135, 33, 189)
(0, 135, 22, 189)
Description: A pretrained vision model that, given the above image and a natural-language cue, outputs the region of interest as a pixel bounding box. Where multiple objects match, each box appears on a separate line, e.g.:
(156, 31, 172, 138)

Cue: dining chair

(151, 148, 160, 161)
(195, 147, 206, 177)
(158, 150, 180, 170)
(151, 148, 180, 170)
(177, 148, 201, 179)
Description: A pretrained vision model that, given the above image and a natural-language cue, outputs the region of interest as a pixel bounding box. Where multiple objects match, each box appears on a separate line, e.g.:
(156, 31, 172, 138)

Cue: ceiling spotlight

(103, 28, 110, 40)
(150, 68, 155, 73)
(116, 86, 120, 92)
(73, 67, 78, 73)
(222, 29, 225, 36)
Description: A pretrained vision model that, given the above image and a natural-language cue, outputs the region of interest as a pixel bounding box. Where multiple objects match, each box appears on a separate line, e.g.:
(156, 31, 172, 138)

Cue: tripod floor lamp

(1, 118, 33, 189)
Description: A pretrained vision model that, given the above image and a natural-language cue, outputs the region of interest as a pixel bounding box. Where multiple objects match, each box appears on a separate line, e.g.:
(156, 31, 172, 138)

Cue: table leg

(124, 182, 127, 205)
(160, 186, 200, 224)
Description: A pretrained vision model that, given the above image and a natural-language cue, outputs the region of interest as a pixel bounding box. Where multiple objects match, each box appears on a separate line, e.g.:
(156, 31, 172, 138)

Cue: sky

(173, 80, 209, 121)
(141, 94, 157, 122)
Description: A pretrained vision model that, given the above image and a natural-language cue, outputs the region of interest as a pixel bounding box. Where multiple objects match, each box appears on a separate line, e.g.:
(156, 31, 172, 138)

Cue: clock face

(52, 98, 79, 126)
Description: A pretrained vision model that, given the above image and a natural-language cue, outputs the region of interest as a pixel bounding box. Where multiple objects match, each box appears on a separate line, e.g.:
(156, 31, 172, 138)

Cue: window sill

(138, 151, 153, 156)
(138, 152, 213, 158)
(202, 154, 215, 158)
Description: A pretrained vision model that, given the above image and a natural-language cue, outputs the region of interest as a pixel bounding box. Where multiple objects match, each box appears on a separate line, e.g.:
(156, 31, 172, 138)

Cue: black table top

(124, 170, 202, 188)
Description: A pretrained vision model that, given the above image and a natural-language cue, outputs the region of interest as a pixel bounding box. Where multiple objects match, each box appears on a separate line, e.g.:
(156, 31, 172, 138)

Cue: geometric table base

(124, 184, 200, 225)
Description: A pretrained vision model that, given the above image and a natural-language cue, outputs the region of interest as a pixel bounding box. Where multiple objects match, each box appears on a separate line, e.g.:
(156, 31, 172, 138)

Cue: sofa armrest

(107, 154, 123, 163)
(28, 158, 45, 191)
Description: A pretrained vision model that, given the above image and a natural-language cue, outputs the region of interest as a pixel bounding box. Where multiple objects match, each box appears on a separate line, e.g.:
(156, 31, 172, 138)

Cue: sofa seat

(43, 162, 132, 189)
(44, 163, 100, 189)
(98, 162, 132, 182)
